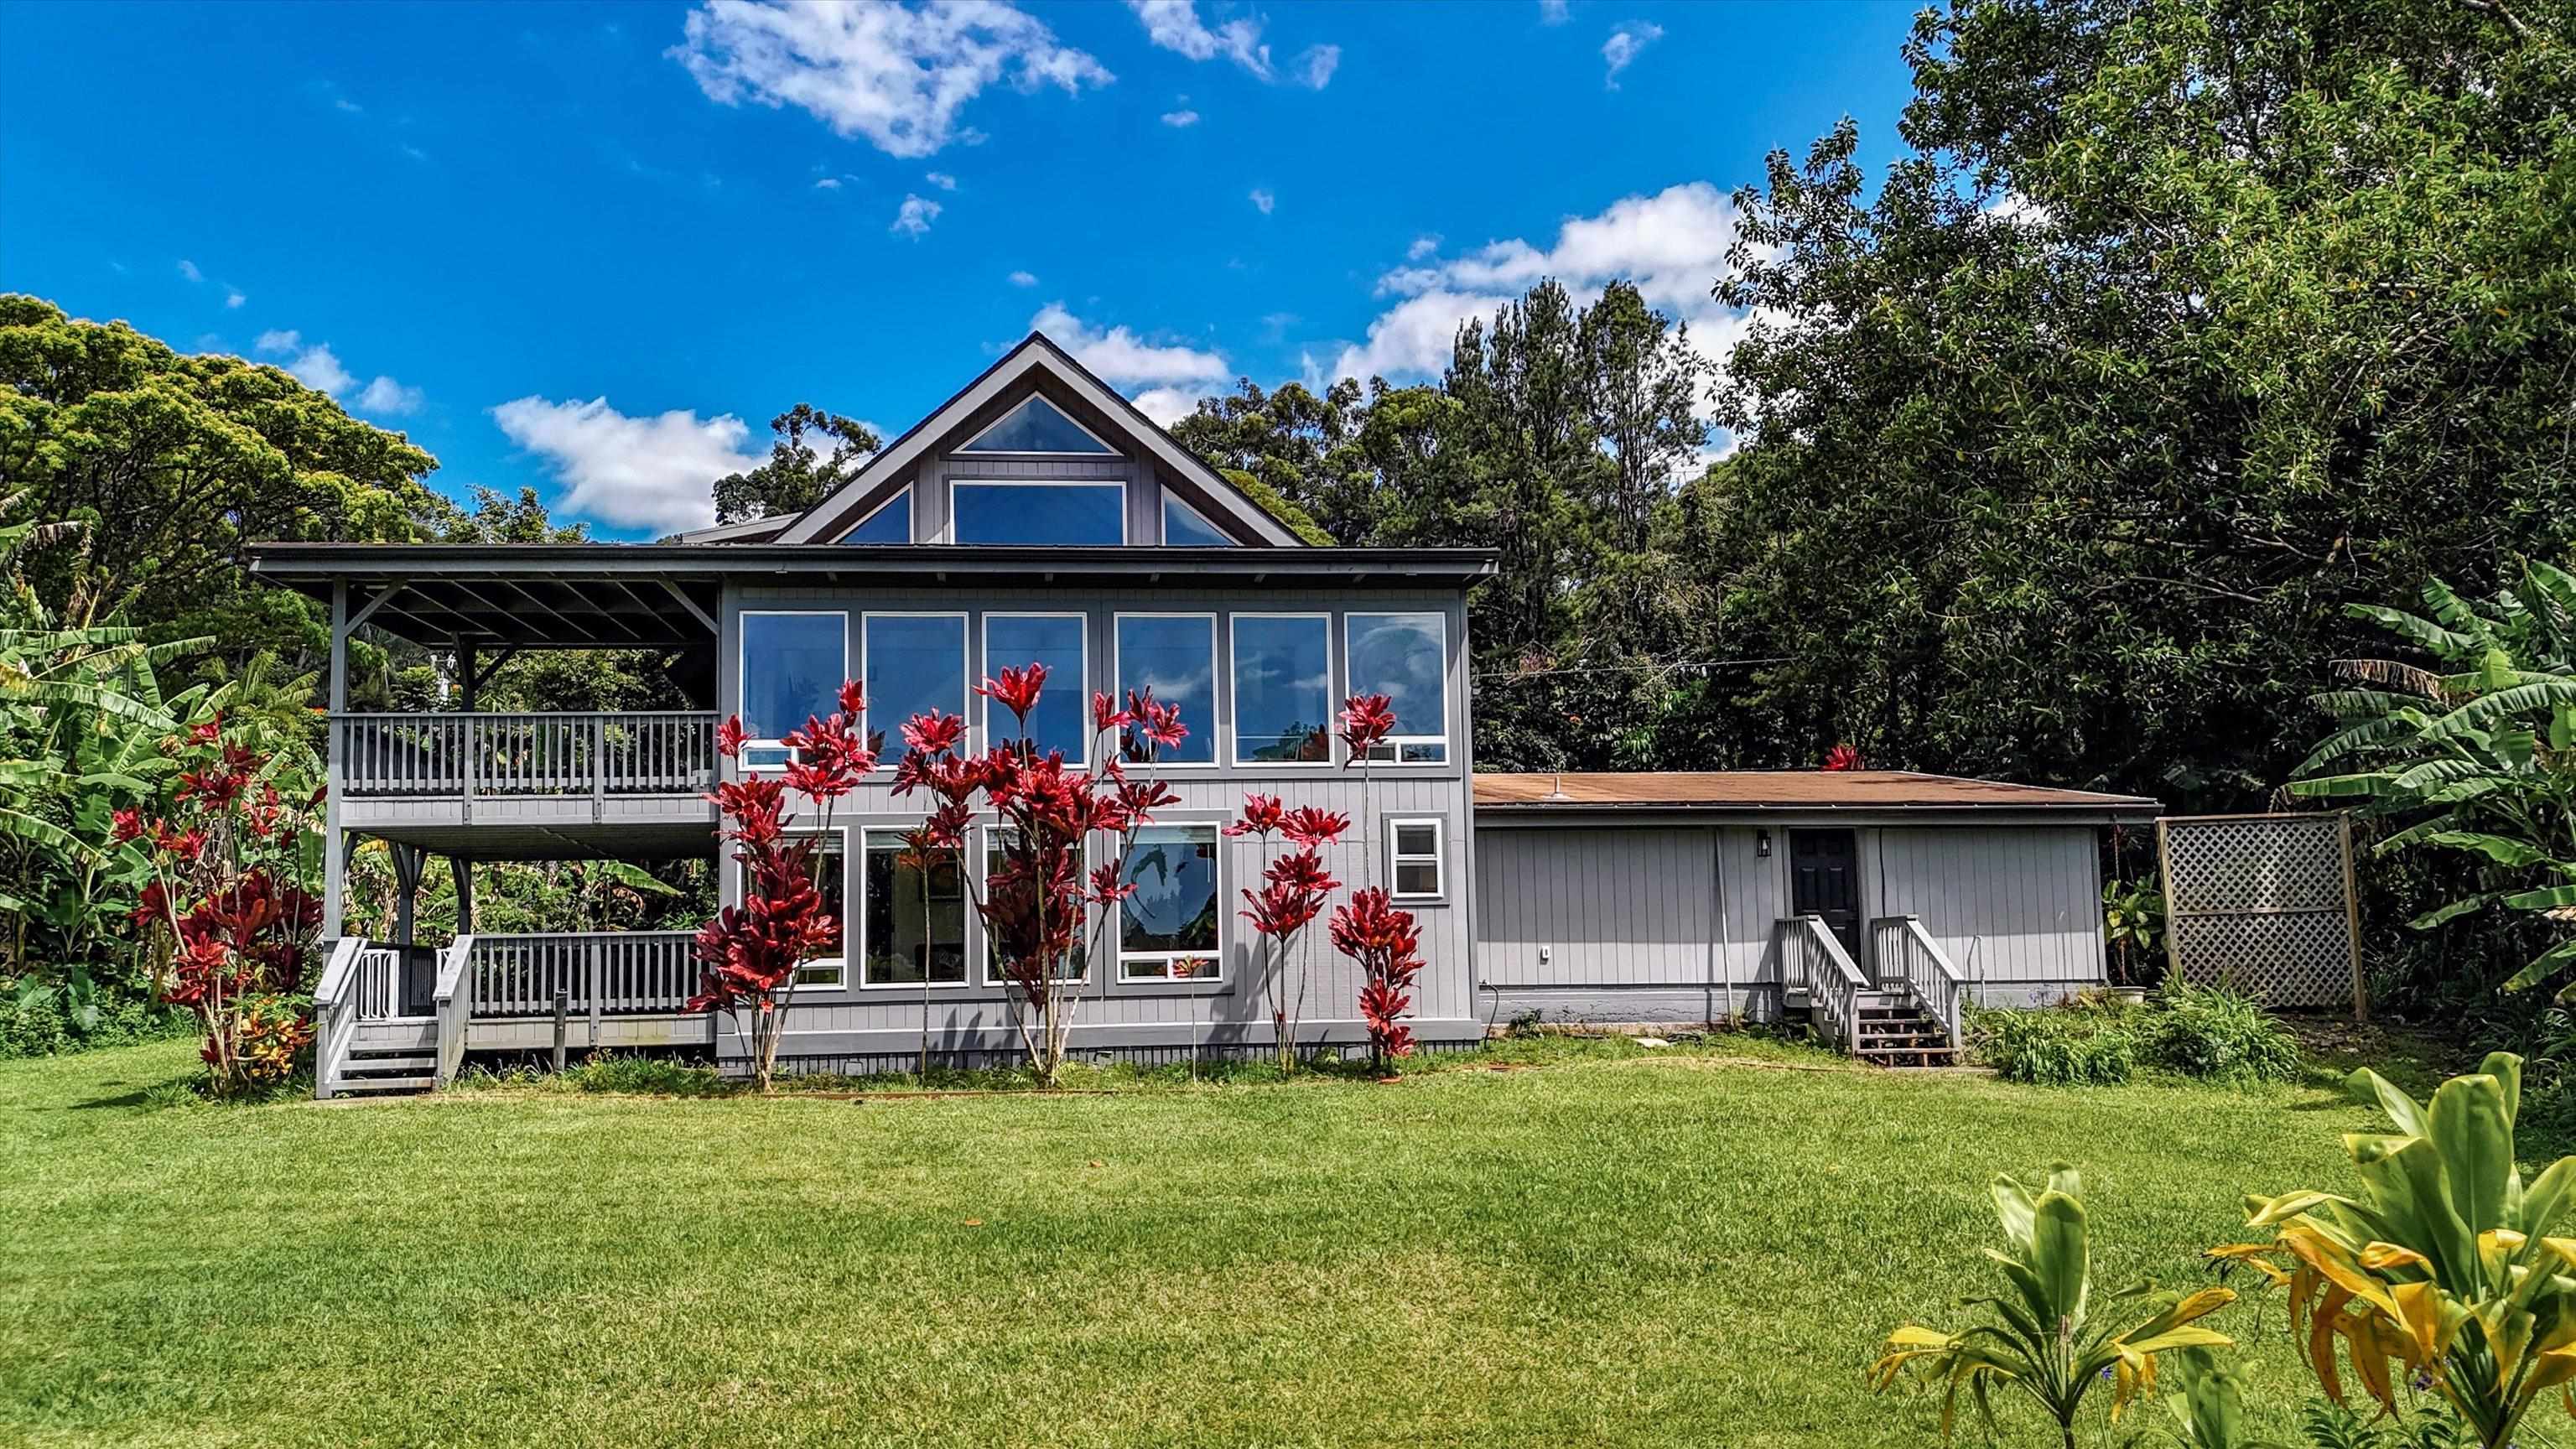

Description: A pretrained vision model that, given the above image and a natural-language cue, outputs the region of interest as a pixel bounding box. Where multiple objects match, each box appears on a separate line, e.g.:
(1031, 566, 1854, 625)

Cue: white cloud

(1331, 288, 1502, 382)
(924, 169, 957, 190)
(178, 259, 203, 283)
(224, 290, 247, 309)
(1249, 187, 1275, 215)
(1602, 21, 1660, 88)
(1160, 107, 1201, 127)
(284, 343, 356, 397)
(813, 175, 843, 190)
(1129, 385, 1212, 427)
(1007, 269, 1038, 287)
(891, 193, 943, 236)
(673, 0, 1112, 159)
(254, 329, 300, 354)
(1538, 0, 1569, 23)
(401, 144, 429, 163)
(1406, 233, 1440, 261)
(335, 96, 364, 114)
(1030, 303, 1228, 388)
(356, 376, 424, 414)
(1128, 0, 1336, 88)
(490, 395, 760, 533)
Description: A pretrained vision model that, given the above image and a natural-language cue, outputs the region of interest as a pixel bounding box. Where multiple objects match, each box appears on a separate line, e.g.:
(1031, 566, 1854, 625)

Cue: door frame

(1784, 825, 1868, 969)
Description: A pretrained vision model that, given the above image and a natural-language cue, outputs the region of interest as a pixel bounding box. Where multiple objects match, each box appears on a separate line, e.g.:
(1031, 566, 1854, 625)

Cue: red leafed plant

(1823, 743, 1864, 771)
(891, 665, 1180, 1086)
(1229, 792, 1343, 1072)
(122, 713, 325, 1095)
(1334, 690, 1426, 1066)
(696, 685, 877, 1091)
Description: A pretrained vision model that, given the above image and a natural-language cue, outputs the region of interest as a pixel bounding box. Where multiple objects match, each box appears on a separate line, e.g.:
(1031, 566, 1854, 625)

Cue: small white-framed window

(958, 396, 1118, 455)
(787, 829, 849, 989)
(1230, 612, 1332, 766)
(1388, 817, 1445, 901)
(863, 611, 968, 766)
(980, 825, 1090, 986)
(1161, 494, 1235, 547)
(860, 828, 968, 988)
(981, 611, 1088, 761)
(738, 610, 848, 771)
(1113, 612, 1218, 766)
(1345, 611, 1450, 764)
(1119, 823, 1222, 981)
(949, 480, 1127, 546)
(839, 488, 911, 544)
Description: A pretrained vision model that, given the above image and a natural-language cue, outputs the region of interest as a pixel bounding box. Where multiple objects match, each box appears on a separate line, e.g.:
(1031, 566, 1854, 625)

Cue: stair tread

(336, 1076, 433, 1092)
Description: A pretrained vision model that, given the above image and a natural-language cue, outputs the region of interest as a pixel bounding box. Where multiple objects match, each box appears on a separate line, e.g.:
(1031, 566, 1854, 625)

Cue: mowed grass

(2, 1036, 2389, 1447)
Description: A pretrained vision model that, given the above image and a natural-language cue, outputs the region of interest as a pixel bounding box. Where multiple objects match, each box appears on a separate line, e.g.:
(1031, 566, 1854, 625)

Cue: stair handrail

(1870, 915, 1966, 1048)
(1793, 914, 1870, 1053)
(311, 936, 366, 1100)
(432, 934, 477, 1089)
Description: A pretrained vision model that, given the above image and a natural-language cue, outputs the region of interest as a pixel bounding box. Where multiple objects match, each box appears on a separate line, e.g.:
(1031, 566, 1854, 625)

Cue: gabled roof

(1475, 771, 2160, 821)
(713, 331, 1301, 548)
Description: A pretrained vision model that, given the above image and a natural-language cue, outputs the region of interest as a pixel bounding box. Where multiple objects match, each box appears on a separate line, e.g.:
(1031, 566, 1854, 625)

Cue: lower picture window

(1119, 823, 1221, 980)
(861, 830, 966, 986)
(1389, 818, 1444, 900)
(789, 834, 848, 989)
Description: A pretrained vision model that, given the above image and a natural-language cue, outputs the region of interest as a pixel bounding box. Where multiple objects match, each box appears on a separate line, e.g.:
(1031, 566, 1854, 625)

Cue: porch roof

(247, 543, 1497, 651)
(1473, 771, 2161, 822)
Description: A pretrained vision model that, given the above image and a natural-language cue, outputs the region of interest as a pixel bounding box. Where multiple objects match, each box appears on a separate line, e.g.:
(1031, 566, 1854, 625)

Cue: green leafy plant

(1871, 1166, 2234, 1446)
(2145, 982, 2302, 1086)
(1976, 987, 2299, 1088)
(2292, 564, 2576, 993)
(1976, 999, 2145, 1085)
(2104, 875, 2167, 987)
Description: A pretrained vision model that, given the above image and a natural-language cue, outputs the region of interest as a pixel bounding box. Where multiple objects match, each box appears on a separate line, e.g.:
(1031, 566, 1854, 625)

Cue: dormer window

(958, 396, 1116, 455)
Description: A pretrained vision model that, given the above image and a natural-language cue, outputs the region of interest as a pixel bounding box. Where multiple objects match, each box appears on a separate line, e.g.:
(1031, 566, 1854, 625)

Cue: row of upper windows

(838, 396, 1239, 547)
(737, 609, 1450, 771)
(787, 814, 1447, 993)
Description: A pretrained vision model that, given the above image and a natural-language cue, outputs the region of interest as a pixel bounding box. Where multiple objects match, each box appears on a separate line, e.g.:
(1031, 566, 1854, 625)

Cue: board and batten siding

(717, 579, 1478, 1066)
(1473, 819, 2106, 1026)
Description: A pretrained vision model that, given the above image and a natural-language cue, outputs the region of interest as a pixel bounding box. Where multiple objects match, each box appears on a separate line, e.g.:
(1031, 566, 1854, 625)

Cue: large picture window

(1345, 612, 1449, 763)
(983, 828, 1087, 985)
(789, 833, 849, 989)
(982, 613, 1088, 760)
(950, 481, 1124, 546)
(1114, 614, 1217, 765)
(1119, 823, 1220, 980)
(860, 830, 966, 987)
(839, 488, 910, 544)
(864, 613, 967, 764)
(740, 611, 847, 771)
(1231, 613, 1331, 765)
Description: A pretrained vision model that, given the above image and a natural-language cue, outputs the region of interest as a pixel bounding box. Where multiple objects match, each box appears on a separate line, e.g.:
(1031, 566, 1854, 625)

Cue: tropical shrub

(2101, 875, 2165, 988)
(1226, 791, 1345, 1072)
(2217, 1053, 2576, 1448)
(2143, 982, 2303, 1086)
(1333, 691, 1426, 1065)
(1975, 985, 2298, 1087)
(1975, 996, 2145, 1086)
(1871, 1165, 2234, 1445)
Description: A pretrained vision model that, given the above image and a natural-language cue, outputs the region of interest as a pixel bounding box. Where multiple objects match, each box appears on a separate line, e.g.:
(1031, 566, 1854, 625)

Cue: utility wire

(1472, 656, 1789, 683)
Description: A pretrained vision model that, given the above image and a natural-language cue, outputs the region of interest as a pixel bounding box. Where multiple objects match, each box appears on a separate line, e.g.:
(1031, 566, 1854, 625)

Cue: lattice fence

(2158, 813, 2364, 1015)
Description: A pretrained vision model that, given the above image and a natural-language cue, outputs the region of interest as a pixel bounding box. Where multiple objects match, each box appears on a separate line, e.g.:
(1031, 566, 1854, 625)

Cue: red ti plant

(122, 713, 325, 1094)
(1823, 743, 1863, 771)
(1228, 793, 1345, 1072)
(891, 667, 1180, 1086)
(696, 683, 877, 1092)
(1332, 691, 1426, 1066)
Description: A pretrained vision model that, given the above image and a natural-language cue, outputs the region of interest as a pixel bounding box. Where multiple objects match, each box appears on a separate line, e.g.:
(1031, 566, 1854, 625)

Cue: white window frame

(980, 610, 1089, 764)
(1117, 821, 1225, 983)
(1387, 816, 1446, 902)
(1228, 612, 1334, 769)
(857, 826, 969, 990)
(784, 826, 851, 991)
(1161, 493, 1234, 548)
(737, 610, 848, 774)
(1112, 611, 1221, 770)
(1343, 610, 1452, 765)
(862, 610, 969, 772)
(839, 486, 911, 544)
(947, 479, 1128, 546)
(979, 824, 1091, 987)
(956, 394, 1120, 457)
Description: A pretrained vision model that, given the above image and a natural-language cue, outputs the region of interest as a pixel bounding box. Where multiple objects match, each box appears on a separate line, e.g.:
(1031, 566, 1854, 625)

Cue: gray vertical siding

(1872, 825, 2106, 1003)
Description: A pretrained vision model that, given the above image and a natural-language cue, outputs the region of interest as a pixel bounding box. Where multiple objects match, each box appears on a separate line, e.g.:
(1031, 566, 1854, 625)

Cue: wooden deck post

(323, 580, 348, 939)
(551, 987, 569, 1073)
(588, 937, 605, 1044)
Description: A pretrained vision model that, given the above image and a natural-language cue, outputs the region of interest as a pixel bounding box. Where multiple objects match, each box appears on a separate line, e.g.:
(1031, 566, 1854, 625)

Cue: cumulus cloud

(1031, 303, 1228, 388)
(178, 259, 203, 283)
(923, 169, 956, 190)
(356, 376, 424, 414)
(491, 396, 761, 533)
(672, 0, 1112, 159)
(1007, 269, 1038, 286)
(1128, 385, 1211, 427)
(1128, 0, 1337, 88)
(255, 327, 421, 414)
(891, 193, 943, 236)
(1405, 233, 1440, 261)
(1249, 187, 1275, 215)
(1602, 21, 1659, 88)
(1160, 107, 1201, 127)
(1539, 0, 1569, 22)
(813, 175, 843, 190)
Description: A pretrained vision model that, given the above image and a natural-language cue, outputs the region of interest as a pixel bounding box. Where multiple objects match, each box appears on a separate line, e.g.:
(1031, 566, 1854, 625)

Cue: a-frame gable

(772, 333, 1305, 547)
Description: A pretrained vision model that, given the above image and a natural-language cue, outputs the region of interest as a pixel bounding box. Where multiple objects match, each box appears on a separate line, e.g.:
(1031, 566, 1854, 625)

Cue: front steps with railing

(1779, 913, 1969, 1069)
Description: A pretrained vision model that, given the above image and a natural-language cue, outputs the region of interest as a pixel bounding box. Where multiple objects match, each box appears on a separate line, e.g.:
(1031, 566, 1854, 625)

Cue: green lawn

(1, 1036, 2398, 1447)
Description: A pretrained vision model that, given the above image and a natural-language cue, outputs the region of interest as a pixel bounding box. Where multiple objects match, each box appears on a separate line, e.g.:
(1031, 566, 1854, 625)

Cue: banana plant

(2291, 562, 2576, 991)
(1872, 1165, 2236, 1447)
(2215, 1053, 2576, 1447)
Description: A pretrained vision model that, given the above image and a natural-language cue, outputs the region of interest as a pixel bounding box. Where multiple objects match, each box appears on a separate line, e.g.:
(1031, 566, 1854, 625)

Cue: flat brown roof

(1474, 771, 2159, 818)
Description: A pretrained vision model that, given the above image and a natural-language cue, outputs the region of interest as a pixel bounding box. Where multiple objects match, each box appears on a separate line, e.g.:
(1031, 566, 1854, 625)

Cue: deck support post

(323, 581, 348, 939)
(390, 843, 425, 946)
(451, 856, 475, 935)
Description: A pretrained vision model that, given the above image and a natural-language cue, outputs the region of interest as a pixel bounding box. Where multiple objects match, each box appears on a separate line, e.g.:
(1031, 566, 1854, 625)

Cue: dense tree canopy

(709, 404, 880, 527)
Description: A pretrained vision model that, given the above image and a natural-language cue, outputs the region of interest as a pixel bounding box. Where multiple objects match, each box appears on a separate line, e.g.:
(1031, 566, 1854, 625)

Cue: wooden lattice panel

(2158, 814, 2362, 1013)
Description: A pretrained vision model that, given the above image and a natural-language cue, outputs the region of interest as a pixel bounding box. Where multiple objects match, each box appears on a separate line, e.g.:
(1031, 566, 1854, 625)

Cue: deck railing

(1869, 915, 1966, 1046)
(311, 936, 367, 1099)
(432, 935, 476, 1089)
(465, 931, 699, 1024)
(332, 712, 719, 806)
(1780, 914, 1871, 1052)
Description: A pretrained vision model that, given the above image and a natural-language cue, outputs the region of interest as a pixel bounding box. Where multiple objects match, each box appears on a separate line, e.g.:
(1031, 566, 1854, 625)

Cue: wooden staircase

(1851, 1000, 1958, 1068)
(333, 1044, 438, 1096)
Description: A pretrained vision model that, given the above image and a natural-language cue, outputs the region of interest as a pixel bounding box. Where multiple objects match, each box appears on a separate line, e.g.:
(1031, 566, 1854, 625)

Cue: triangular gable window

(1162, 494, 1235, 547)
(839, 488, 911, 544)
(958, 396, 1116, 455)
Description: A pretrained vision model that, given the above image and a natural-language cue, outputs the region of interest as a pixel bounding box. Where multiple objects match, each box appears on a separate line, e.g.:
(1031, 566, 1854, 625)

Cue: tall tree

(1167, 378, 1373, 543)
(709, 404, 880, 526)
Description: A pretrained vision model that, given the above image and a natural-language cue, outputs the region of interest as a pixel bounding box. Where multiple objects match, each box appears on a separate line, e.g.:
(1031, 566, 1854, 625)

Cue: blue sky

(1, 0, 1919, 538)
